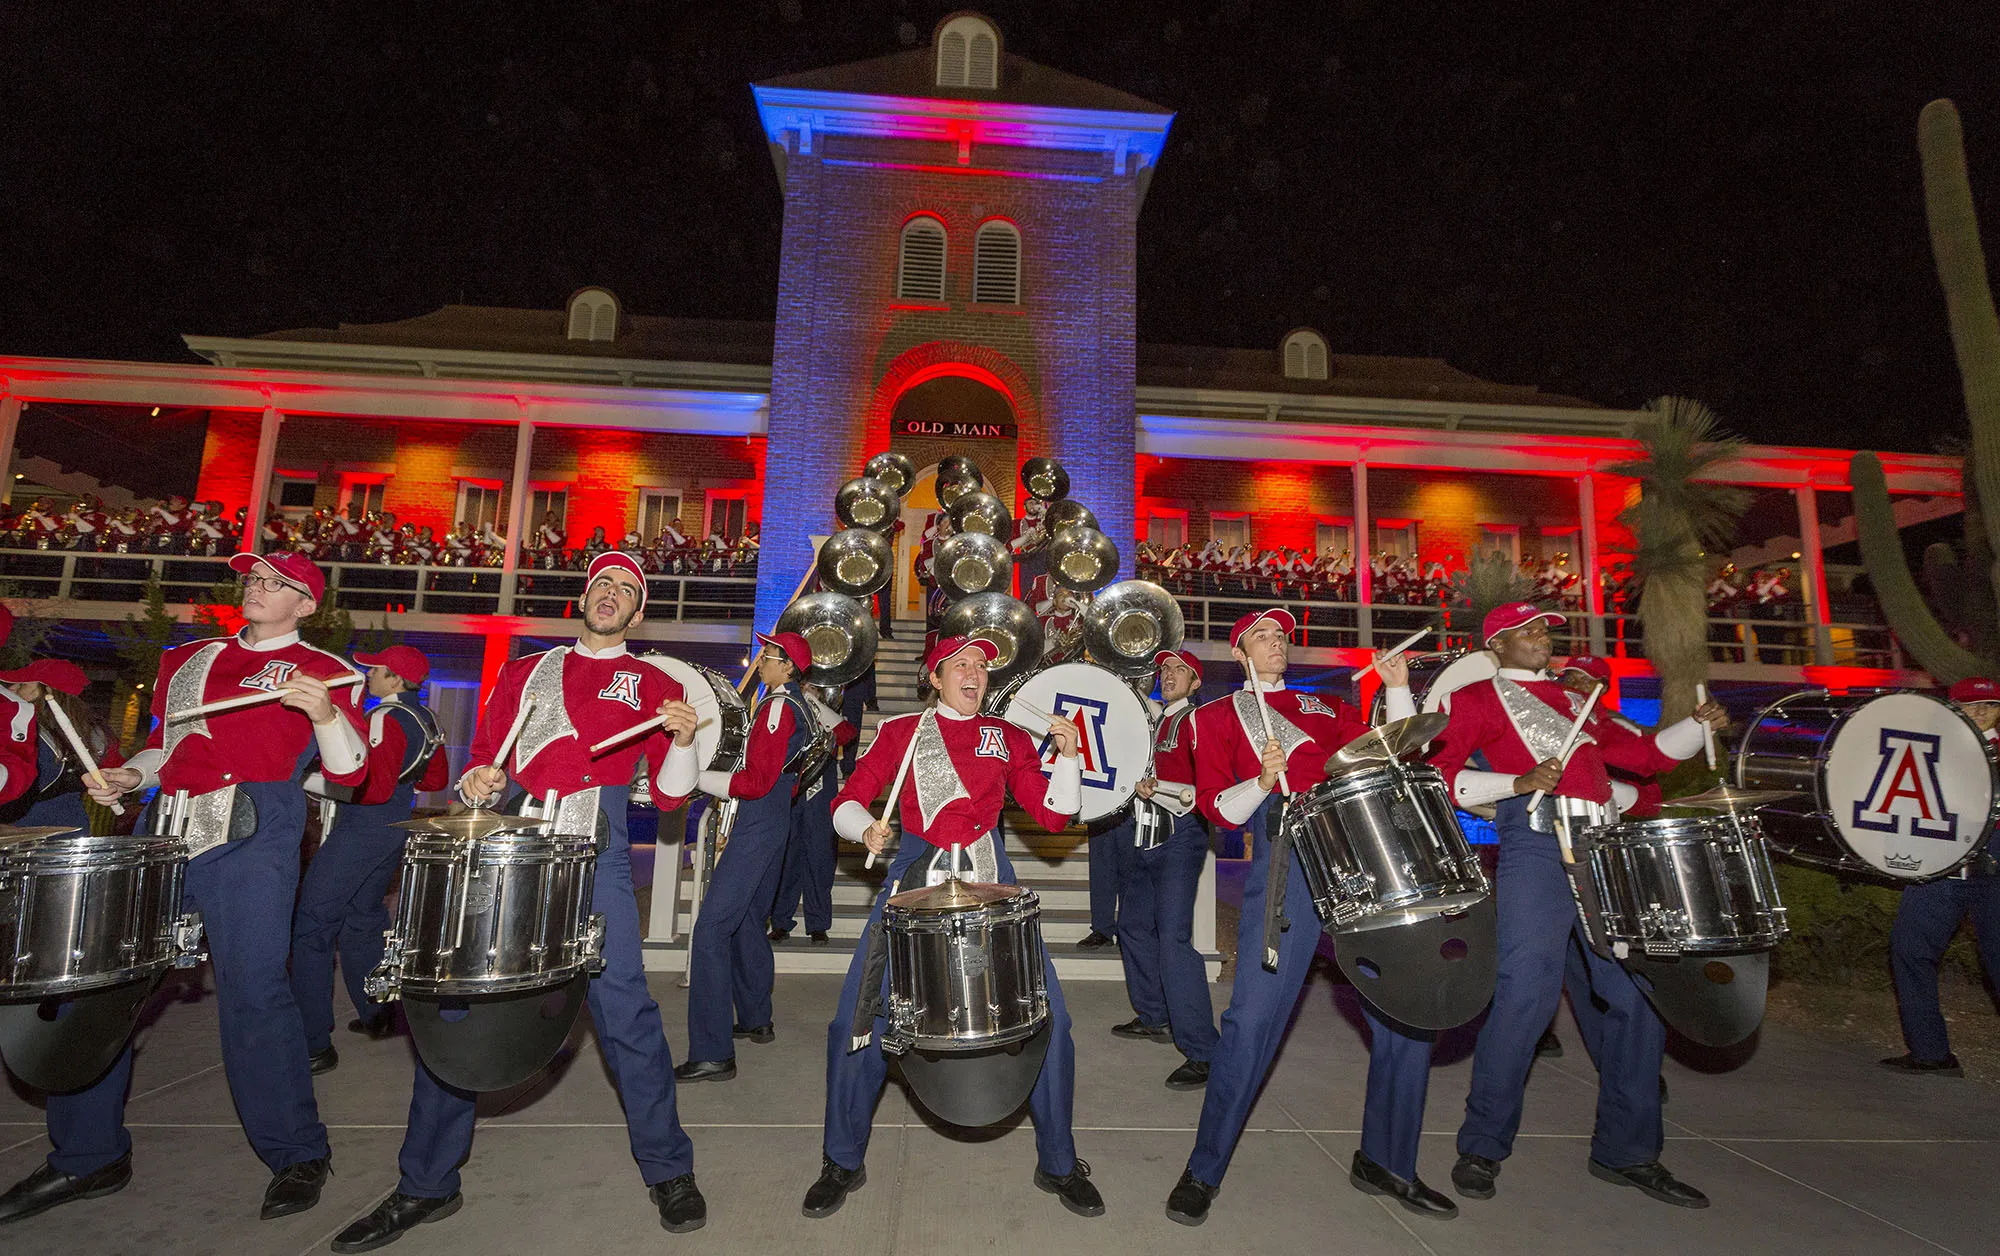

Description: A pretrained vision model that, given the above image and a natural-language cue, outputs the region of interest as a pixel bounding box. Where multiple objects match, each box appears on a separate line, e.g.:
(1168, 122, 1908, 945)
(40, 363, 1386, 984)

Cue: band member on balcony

(0, 656, 121, 830)
(332, 552, 708, 1248)
(289, 645, 449, 1073)
(1166, 610, 1440, 1224)
(1881, 676, 2000, 1077)
(0, 613, 55, 819)
(769, 685, 857, 945)
(676, 631, 817, 1082)
(1429, 602, 1724, 1210)
(0, 553, 368, 1227)
(1108, 648, 1218, 1090)
(802, 636, 1101, 1220)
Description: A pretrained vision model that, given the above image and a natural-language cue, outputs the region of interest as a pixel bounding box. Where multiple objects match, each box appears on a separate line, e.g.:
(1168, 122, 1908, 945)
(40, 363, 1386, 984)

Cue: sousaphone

(934, 532, 1014, 600)
(1041, 499, 1098, 535)
(816, 528, 894, 599)
(776, 592, 881, 688)
(834, 476, 903, 532)
(1047, 525, 1119, 593)
(1020, 457, 1070, 502)
(946, 490, 1010, 538)
(1080, 579, 1185, 676)
(939, 593, 1044, 689)
(864, 450, 917, 496)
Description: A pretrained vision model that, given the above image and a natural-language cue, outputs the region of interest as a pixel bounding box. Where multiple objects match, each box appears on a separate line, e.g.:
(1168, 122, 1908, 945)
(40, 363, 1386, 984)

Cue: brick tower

(751, 12, 1173, 626)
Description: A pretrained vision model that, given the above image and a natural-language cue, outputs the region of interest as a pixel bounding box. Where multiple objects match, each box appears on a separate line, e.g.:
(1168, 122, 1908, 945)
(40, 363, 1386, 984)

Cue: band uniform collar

(238, 628, 300, 653)
(1239, 678, 1287, 693)
(1496, 667, 1550, 682)
(1163, 696, 1191, 716)
(571, 640, 630, 660)
(934, 702, 978, 722)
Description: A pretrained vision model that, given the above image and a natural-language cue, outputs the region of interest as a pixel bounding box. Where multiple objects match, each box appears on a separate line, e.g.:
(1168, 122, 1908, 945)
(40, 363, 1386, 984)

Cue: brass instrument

(937, 454, 981, 484)
(1020, 457, 1070, 502)
(834, 476, 902, 532)
(817, 527, 894, 598)
(1042, 499, 1098, 534)
(934, 531, 1013, 600)
(864, 450, 917, 496)
(1080, 579, 1186, 677)
(946, 490, 1009, 537)
(1047, 525, 1119, 593)
(939, 593, 1044, 689)
(775, 591, 881, 688)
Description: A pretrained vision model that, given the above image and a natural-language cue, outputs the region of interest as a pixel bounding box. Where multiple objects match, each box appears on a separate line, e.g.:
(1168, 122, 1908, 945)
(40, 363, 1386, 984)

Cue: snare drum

(882, 879, 1049, 1055)
(370, 831, 604, 999)
(1582, 815, 1788, 957)
(1736, 690, 1998, 880)
(0, 834, 201, 998)
(1283, 761, 1489, 930)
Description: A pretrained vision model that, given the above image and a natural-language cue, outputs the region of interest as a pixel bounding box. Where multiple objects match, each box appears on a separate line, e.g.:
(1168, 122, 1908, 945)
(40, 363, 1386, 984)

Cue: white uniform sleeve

(312, 716, 365, 777)
(835, 799, 877, 843)
(655, 740, 699, 798)
(1381, 684, 1417, 723)
(1653, 717, 1707, 761)
(1610, 780, 1640, 812)
(1151, 778, 1197, 817)
(696, 769, 735, 799)
(1454, 770, 1519, 808)
(127, 748, 166, 793)
(1043, 752, 1083, 816)
(1216, 776, 1271, 826)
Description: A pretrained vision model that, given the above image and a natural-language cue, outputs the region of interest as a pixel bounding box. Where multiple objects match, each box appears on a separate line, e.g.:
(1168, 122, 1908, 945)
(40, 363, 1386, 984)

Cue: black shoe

(309, 1046, 340, 1075)
(802, 1158, 865, 1219)
(809, 931, 830, 945)
(1164, 1168, 1217, 1226)
(0, 1154, 131, 1224)
(1033, 1158, 1104, 1217)
(260, 1156, 331, 1220)
(1164, 1059, 1210, 1090)
(650, 1173, 706, 1233)
(330, 1191, 463, 1253)
(1349, 1152, 1457, 1218)
(1450, 1154, 1498, 1200)
(1879, 1052, 1964, 1077)
(1111, 1017, 1173, 1040)
(348, 1013, 397, 1040)
(673, 1058, 737, 1082)
(1076, 931, 1114, 950)
(768, 928, 792, 943)
(732, 1024, 775, 1044)
(1535, 1028, 1564, 1058)
(1588, 1159, 1709, 1209)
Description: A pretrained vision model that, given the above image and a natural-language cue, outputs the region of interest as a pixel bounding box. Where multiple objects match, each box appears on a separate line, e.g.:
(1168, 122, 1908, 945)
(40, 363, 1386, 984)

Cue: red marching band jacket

(833, 710, 1071, 850)
(1428, 674, 1681, 806)
(1190, 687, 1377, 829)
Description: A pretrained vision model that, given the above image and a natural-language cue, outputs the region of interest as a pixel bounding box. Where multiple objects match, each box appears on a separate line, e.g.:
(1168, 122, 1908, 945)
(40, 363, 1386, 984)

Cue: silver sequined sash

(513, 648, 580, 770)
(1232, 689, 1310, 761)
(161, 641, 228, 760)
(911, 709, 970, 830)
(1492, 676, 1593, 761)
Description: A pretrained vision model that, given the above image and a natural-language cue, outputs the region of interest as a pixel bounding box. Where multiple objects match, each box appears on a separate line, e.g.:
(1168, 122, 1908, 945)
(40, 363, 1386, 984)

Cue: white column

(0, 395, 21, 507)
(1578, 471, 1606, 654)
(497, 407, 535, 613)
(243, 406, 283, 554)
(1352, 461, 1372, 647)
(1795, 484, 1834, 665)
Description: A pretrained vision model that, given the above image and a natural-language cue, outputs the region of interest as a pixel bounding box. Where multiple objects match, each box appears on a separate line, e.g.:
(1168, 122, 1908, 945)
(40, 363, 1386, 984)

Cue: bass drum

(1735, 690, 1998, 881)
(640, 655, 751, 772)
(995, 662, 1152, 822)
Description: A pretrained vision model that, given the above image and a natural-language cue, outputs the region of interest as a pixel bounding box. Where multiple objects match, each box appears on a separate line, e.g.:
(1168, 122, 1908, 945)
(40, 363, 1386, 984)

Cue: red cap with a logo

(925, 635, 1000, 673)
(1153, 648, 1204, 680)
(0, 659, 88, 694)
(229, 550, 327, 602)
(1482, 601, 1566, 646)
(584, 551, 649, 610)
(1560, 654, 1612, 683)
(754, 630, 814, 676)
(1949, 676, 2000, 705)
(1229, 608, 1297, 649)
(356, 644, 430, 688)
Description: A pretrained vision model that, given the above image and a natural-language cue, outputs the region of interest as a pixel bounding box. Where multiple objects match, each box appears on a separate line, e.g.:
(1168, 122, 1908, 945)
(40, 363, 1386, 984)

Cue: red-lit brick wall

(195, 410, 261, 512)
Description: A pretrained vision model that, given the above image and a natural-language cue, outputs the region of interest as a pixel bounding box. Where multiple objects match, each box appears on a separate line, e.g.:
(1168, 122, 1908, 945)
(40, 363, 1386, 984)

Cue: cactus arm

(1852, 451, 1993, 683)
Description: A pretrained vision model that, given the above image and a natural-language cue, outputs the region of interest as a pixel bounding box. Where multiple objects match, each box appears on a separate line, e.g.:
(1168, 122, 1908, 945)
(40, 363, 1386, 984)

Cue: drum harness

(1133, 704, 1197, 851)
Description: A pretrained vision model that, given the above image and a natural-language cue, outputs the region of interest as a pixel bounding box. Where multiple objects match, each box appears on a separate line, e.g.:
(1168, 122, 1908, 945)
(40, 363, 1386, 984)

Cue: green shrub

(1770, 863, 1984, 987)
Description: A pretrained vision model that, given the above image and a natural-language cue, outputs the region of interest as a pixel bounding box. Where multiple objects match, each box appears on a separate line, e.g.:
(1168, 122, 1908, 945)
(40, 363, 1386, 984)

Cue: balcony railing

(0, 549, 756, 622)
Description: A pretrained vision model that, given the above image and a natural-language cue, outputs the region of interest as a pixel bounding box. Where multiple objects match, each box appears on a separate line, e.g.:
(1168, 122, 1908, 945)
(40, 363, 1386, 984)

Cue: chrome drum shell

(0, 835, 197, 999)
(883, 886, 1049, 1054)
(1583, 815, 1788, 957)
(1284, 763, 1489, 930)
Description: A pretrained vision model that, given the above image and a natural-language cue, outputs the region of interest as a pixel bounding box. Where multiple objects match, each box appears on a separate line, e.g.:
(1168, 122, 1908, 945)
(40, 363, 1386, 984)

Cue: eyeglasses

(238, 574, 302, 594)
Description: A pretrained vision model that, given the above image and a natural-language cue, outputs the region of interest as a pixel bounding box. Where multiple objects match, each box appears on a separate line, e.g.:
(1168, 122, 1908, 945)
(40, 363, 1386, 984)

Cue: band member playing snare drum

(802, 635, 1101, 1220)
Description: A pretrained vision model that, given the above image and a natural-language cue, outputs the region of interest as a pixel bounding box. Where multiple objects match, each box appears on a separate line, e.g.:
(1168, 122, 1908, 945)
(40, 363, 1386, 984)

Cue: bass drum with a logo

(1735, 690, 1998, 881)
(997, 662, 1152, 823)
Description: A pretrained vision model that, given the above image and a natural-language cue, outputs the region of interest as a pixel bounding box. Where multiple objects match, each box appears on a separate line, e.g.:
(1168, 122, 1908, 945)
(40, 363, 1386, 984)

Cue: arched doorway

(889, 375, 1019, 624)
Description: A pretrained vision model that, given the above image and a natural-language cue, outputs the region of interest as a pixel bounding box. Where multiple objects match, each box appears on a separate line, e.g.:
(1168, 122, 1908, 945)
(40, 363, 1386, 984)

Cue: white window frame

(340, 476, 386, 517)
(637, 488, 683, 542)
(1315, 518, 1353, 558)
(272, 473, 319, 515)
(528, 487, 568, 533)
(455, 481, 503, 531)
(1210, 512, 1251, 551)
(1479, 524, 1521, 565)
(1282, 329, 1330, 380)
(1146, 509, 1187, 549)
(897, 216, 947, 302)
(973, 220, 1021, 304)
(566, 287, 618, 342)
(936, 15, 999, 89)
(704, 489, 750, 542)
(1376, 520, 1418, 559)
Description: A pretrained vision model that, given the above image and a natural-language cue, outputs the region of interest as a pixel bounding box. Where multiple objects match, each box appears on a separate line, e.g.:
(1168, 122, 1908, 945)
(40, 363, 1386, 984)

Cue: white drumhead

(636, 653, 725, 769)
(1824, 692, 1996, 879)
(1008, 662, 1152, 822)
(1421, 650, 1499, 715)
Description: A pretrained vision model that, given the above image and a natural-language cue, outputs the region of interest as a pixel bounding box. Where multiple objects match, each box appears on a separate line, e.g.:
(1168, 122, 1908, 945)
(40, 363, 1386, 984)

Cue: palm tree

(1447, 550, 1540, 647)
(1608, 397, 1750, 722)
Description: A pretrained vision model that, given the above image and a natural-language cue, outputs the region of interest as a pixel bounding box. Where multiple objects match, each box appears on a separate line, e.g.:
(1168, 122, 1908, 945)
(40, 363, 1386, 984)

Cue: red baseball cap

(356, 644, 430, 687)
(754, 630, 814, 675)
(0, 659, 88, 694)
(1153, 648, 1204, 680)
(1482, 601, 1566, 646)
(925, 634, 1000, 673)
(229, 550, 326, 602)
(584, 551, 650, 610)
(1949, 677, 2000, 704)
(1560, 654, 1612, 683)
(1229, 608, 1297, 649)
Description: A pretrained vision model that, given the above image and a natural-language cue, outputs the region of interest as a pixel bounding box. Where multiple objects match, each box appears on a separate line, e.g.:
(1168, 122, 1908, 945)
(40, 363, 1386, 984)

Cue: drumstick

(43, 698, 123, 817)
(1350, 625, 1434, 683)
(1695, 682, 1719, 770)
(865, 711, 926, 870)
(489, 696, 537, 775)
(1246, 667, 1292, 797)
(587, 715, 711, 756)
(1526, 685, 1603, 815)
(167, 672, 361, 721)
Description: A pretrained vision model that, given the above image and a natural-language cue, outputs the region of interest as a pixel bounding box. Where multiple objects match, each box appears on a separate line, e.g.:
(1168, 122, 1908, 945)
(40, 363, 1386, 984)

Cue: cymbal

(1666, 785, 1800, 812)
(392, 810, 548, 840)
(1329, 711, 1451, 771)
(0, 824, 84, 849)
(887, 878, 1026, 913)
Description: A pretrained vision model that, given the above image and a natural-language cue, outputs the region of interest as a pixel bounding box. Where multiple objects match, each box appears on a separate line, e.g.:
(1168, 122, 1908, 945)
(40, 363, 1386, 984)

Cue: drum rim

(0, 956, 178, 999)
(1582, 815, 1762, 842)
(885, 886, 1039, 917)
(2, 835, 188, 866)
(1298, 759, 1446, 799)
(1007, 661, 1151, 822)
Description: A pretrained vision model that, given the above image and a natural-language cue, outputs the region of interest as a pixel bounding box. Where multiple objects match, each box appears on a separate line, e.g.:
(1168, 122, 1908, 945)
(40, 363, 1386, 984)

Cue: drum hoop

(6, 837, 188, 870)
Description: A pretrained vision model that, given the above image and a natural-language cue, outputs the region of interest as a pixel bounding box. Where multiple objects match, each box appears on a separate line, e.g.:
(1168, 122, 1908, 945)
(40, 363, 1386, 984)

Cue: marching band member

(0, 553, 368, 1226)
(1167, 609, 1442, 1223)
(1881, 676, 2000, 1076)
(0, 656, 116, 830)
(676, 630, 817, 1081)
(1429, 603, 1724, 1209)
(0, 612, 52, 817)
(801, 635, 1101, 1220)
(289, 645, 449, 1072)
(769, 685, 857, 945)
(332, 551, 709, 1248)
(1107, 648, 1218, 1089)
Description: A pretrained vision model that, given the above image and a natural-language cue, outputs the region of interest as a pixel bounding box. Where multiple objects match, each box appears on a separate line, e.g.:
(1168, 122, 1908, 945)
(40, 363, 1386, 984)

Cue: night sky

(4, 1, 1998, 454)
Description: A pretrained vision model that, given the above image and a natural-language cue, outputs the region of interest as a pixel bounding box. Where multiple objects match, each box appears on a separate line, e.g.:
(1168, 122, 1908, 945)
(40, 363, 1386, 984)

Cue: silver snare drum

(369, 832, 604, 999)
(1284, 762, 1489, 930)
(1582, 815, 1788, 957)
(0, 835, 203, 998)
(883, 880, 1048, 1055)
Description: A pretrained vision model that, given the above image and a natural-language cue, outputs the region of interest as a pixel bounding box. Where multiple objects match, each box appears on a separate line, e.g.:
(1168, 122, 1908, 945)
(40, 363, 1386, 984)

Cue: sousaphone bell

(816, 527, 894, 598)
(864, 450, 917, 496)
(1041, 499, 1098, 535)
(1020, 457, 1070, 502)
(775, 591, 881, 688)
(934, 532, 1013, 600)
(939, 593, 1044, 689)
(1047, 525, 1119, 593)
(946, 490, 1010, 537)
(834, 476, 902, 532)
(1080, 579, 1185, 677)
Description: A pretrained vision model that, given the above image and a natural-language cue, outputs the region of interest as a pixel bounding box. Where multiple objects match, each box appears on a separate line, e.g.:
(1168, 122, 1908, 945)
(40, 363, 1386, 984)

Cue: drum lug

(883, 998, 915, 1055)
(581, 912, 607, 975)
(1638, 903, 1689, 957)
(170, 913, 207, 968)
(365, 934, 406, 1001)
(1338, 870, 1377, 901)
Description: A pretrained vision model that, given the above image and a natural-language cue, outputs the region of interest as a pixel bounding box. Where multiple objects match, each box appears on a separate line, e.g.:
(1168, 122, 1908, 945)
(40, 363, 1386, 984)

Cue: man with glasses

(2, 552, 370, 1226)
(332, 552, 711, 1249)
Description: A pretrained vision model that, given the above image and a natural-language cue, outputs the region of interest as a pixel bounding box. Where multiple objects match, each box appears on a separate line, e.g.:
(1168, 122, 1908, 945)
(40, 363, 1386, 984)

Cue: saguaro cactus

(1853, 99, 2000, 682)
